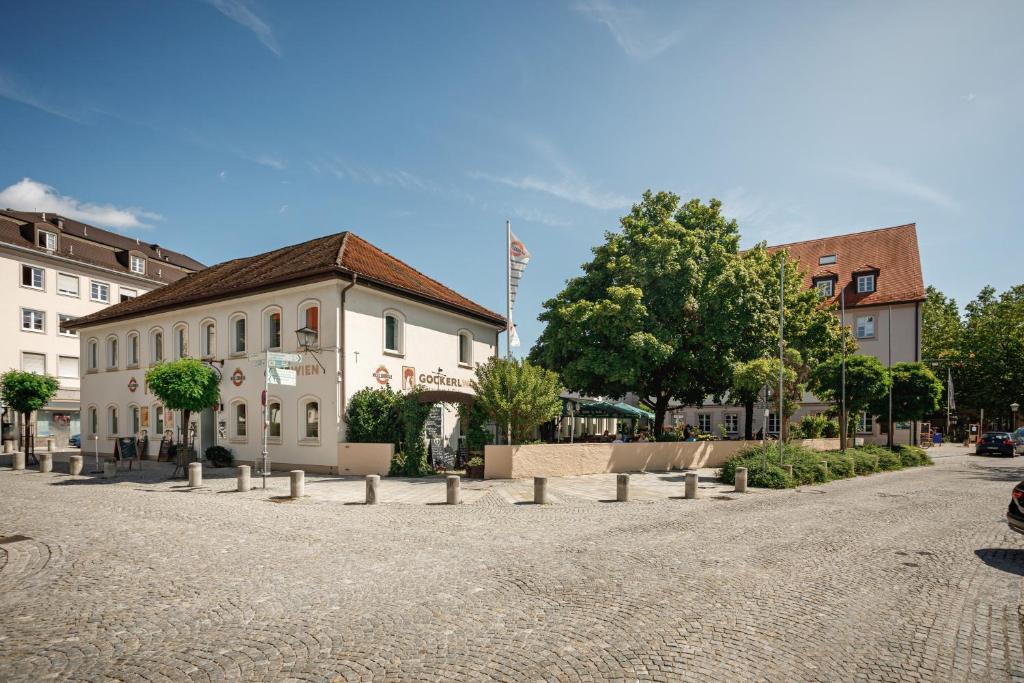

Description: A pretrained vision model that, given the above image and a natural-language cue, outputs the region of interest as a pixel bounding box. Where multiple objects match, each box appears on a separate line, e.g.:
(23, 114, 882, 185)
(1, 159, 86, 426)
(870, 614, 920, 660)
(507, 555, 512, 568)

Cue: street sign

(267, 351, 303, 364)
(268, 358, 292, 369)
(267, 368, 297, 386)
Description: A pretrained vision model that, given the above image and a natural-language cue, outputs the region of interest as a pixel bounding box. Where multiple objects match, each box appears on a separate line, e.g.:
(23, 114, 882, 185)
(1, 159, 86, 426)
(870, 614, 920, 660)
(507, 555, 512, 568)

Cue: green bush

(821, 420, 840, 438)
(895, 445, 932, 467)
(821, 452, 855, 479)
(466, 456, 484, 467)
(205, 445, 234, 467)
(346, 386, 402, 445)
(850, 449, 879, 475)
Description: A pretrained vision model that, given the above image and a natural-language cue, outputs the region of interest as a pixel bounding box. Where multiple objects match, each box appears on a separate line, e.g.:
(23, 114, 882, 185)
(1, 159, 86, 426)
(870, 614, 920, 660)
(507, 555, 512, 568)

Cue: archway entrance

(416, 390, 475, 469)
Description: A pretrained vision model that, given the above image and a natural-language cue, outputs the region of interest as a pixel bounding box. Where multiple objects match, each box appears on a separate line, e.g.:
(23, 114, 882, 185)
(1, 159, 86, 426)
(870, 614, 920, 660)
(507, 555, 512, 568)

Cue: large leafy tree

(0, 370, 59, 454)
(530, 192, 746, 434)
(471, 358, 562, 444)
(922, 286, 962, 363)
(958, 285, 1024, 424)
(145, 359, 220, 451)
(809, 354, 890, 447)
(872, 362, 943, 447)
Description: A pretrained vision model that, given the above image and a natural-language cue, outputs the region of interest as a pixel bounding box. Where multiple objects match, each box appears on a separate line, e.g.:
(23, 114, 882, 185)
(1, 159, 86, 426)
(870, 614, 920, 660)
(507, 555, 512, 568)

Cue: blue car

(69, 433, 81, 448)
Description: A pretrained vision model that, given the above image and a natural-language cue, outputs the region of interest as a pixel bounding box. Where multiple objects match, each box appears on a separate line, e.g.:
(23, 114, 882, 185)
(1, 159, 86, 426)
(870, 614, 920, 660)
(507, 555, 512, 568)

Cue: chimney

(41, 212, 46, 221)
(57, 218, 64, 231)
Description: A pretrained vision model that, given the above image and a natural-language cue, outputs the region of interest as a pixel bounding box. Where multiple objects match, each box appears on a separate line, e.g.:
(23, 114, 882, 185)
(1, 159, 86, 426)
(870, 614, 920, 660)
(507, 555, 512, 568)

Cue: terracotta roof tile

(766, 223, 925, 307)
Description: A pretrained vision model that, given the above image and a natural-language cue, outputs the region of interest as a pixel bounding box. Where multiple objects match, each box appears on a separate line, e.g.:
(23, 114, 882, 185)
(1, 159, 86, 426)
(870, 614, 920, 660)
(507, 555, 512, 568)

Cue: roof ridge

(766, 223, 917, 250)
(345, 232, 480, 299)
(335, 231, 350, 267)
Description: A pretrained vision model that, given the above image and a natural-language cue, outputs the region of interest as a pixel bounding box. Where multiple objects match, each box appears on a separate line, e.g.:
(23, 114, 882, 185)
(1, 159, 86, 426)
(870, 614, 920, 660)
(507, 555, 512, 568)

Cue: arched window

(128, 404, 140, 435)
(173, 323, 188, 359)
(200, 319, 216, 358)
(301, 398, 320, 442)
(151, 328, 164, 363)
(232, 400, 247, 440)
(230, 313, 247, 354)
(88, 406, 98, 435)
(127, 331, 140, 367)
(267, 399, 282, 441)
(457, 329, 473, 366)
(87, 339, 99, 371)
(154, 404, 165, 435)
(107, 405, 119, 437)
(383, 309, 404, 355)
(263, 307, 282, 351)
(106, 335, 119, 369)
(298, 300, 320, 348)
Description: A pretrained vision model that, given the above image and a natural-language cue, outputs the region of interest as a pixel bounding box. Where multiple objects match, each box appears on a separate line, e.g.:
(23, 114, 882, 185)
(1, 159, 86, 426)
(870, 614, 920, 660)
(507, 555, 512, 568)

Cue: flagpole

(778, 256, 785, 465)
(506, 220, 512, 360)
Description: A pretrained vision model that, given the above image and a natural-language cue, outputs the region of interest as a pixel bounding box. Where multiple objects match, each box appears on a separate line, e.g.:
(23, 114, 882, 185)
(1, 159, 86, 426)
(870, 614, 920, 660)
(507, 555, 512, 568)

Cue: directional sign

(267, 351, 303, 364)
(267, 368, 297, 386)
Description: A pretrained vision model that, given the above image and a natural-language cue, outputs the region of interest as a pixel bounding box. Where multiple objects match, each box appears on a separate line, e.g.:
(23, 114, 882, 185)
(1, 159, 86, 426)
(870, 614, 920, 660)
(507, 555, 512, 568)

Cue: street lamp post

(1012, 402, 1020, 430)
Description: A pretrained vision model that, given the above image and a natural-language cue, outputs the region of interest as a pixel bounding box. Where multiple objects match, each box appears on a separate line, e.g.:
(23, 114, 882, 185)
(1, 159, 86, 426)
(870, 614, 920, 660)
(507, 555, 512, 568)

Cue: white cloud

(205, 0, 281, 56)
(255, 154, 286, 170)
(574, 0, 684, 61)
(720, 187, 815, 245)
(218, 170, 227, 180)
(278, 204, 288, 213)
(0, 71, 83, 123)
(511, 206, 572, 228)
(0, 178, 161, 231)
(471, 171, 630, 211)
(842, 162, 959, 211)
(961, 93, 976, 102)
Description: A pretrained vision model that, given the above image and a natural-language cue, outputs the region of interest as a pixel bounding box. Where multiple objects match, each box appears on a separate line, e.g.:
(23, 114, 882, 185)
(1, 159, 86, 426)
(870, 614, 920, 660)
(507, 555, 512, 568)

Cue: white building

(0, 210, 201, 447)
(68, 231, 505, 472)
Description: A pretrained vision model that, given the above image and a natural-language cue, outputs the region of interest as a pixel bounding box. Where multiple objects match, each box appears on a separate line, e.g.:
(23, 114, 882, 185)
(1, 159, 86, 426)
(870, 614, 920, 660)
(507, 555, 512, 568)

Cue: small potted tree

(145, 359, 220, 476)
(0, 370, 59, 463)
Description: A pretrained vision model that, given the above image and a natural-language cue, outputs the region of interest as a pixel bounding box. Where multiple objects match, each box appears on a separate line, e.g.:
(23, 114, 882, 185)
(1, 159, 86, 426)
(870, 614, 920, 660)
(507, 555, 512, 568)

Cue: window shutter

(22, 353, 46, 374)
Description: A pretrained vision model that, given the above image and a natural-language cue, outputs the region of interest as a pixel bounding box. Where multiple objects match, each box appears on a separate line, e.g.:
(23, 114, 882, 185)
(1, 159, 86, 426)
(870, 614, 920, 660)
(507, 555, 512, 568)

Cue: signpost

(249, 351, 304, 488)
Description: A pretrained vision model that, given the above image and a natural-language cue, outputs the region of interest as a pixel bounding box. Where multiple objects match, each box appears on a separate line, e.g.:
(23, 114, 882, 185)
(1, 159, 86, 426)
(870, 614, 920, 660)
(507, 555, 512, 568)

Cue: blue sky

(2, 0, 1021, 351)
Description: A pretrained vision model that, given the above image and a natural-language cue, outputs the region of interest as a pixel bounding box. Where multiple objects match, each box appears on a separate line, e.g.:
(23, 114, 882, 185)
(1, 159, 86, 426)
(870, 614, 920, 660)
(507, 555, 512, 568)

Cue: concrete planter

(465, 464, 485, 479)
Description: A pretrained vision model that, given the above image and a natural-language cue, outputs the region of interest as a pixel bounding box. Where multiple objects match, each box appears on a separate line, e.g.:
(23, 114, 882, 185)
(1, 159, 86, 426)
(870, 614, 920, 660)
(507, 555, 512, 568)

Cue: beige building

(666, 224, 926, 445)
(0, 210, 201, 447)
(68, 231, 505, 472)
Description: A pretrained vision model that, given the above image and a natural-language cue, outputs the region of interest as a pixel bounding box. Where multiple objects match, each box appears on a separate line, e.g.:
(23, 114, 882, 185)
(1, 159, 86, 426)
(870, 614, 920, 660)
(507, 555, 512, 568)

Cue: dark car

(1008, 482, 1024, 535)
(69, 433, 81, 448)
(976, 431, 1019, 456)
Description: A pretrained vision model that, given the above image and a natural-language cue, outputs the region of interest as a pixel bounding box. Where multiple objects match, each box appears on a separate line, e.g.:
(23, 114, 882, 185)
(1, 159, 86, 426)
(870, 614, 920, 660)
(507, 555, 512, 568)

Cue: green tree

(471, 358, 562, 444)
(345, 385, 402, 446)
(730, 358, 777, 438)
(530, 192, 746, 434)
(922, 286, 962, 363)
(959, 285, 1024, 424)
(809, 354, 890, 448)
(145, 359, 220, 452)
(872, 362, 943, 447)
(0, 370, 59, 453)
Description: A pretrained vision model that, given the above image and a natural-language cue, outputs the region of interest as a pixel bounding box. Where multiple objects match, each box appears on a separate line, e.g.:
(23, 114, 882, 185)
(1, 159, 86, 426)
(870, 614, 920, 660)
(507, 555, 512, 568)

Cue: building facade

(0, 210, 201, 446)
(666, 224, 926, 445)
(68, 232, 504, 472)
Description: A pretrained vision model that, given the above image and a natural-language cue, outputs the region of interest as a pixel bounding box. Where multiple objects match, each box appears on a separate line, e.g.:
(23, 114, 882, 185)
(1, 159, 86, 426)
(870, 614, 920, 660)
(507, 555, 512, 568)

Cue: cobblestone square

(1, 445, 1022, 681)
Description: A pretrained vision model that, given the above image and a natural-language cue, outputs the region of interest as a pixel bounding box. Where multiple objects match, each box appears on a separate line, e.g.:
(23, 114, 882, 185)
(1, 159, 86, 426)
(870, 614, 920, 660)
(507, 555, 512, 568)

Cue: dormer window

(856, 274, 876, 294)
(818, 254, 837, 266)
(130, 254, 146, 274)
(37, 230, 57, 251)
(814, 278, 835, 298)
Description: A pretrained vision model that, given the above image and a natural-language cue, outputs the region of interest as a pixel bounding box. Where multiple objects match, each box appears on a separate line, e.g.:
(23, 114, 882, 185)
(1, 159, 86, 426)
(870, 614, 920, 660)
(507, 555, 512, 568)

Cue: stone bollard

(3, 440, 12, 454)
(685, 471, 699, 499)
(38, 452, 53, 473)
(290, 470, 304, 499)
(102, 460, 117, 479)
(534, 476, 548, 505)
(188, 462, 202, 487)
(446, 475, 461, 505)
(237, 465, 251, 492)
(13, 451, 25, 470)
(68, 455, 83, 476)
(783, 464, 794, 478)
(365, 474, 380, 505)
(820, 461, 829, 478)
(46, 438, 56, 452)
(616, 473, 630, 502)
(735, 467, 748, 493)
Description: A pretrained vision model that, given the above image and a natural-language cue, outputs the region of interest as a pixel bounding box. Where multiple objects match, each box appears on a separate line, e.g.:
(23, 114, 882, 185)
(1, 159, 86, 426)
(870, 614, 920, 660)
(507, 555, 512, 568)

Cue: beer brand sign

(127, 377, 139, 393)
(373, 365, 392, 385)
(231, 368, 245, 387)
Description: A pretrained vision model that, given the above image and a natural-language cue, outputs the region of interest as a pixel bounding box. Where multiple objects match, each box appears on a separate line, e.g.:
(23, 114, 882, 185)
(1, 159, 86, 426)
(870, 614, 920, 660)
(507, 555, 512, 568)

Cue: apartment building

(0, 210, 202, 446)
(667, 223, 926, 445)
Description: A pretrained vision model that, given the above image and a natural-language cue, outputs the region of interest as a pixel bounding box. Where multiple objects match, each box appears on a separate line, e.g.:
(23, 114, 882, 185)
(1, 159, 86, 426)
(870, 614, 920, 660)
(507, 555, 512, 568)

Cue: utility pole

(840, 284, 847, 451)
(888, 305, 894, 450)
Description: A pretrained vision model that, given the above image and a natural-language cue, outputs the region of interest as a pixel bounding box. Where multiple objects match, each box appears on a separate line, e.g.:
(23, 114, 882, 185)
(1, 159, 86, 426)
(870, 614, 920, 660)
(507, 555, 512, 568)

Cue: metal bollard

(188, 462, 202, 487)
(102, 460, 117, 479)
(68, 455, 83, 476)
(446, 475, 461, 505)
(685, 471, 699, 499)
(534, 476, 548, 504)
(290, 470, 304, 499)
(12, 451, 25, 470)
(616, 473, 630, 502)
(38, 452, 53, 473)
(365, 474, 380, 505)
(237, 465, 251, 492)
(735, 467, 747, 493)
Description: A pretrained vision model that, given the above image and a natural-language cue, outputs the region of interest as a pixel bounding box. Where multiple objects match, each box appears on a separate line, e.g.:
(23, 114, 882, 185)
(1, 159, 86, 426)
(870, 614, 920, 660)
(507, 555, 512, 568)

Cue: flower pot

(466, 464, 484, 479)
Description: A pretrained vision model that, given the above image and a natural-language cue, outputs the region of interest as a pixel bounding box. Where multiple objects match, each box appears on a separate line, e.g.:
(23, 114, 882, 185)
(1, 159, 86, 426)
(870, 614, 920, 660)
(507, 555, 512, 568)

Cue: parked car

(975, 431, 1020, 457)
(1007, 481, 1024, 535)
(68, 433, 81, 448)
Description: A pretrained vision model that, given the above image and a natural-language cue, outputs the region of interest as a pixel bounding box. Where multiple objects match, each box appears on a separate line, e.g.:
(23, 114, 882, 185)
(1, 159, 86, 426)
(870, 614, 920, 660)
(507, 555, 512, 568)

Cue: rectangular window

(21, 308, 45, 332)
(108, 339, 118, 368)
(120, 288, 137, 302)
(155, 406, 164, 435)
(22, 352, 46, 374)
(130, 406, 140, 435)
(725, 414, 739, 433)
(58, 355, 79, 378)
(90, 281, 110, 303)
(697, 414, 711, 432)
(58, 314, 77, 336)
(815, 279, 834, 297)
(21, 265, 44, 290)
(855, 316, 875, 339)
(857, 274, 876, 293)
(305, 402, 319, 439)
(268, 313, 281, 350)
(57, 273, 79, 297)
(130, 255, 146, 274)
(818, 254, 837, 266)
(268, 402, 282, 438)
(768, 412, 781, 433)
(128, 335, 139, 365)
(858, 413, 872, 433)
(234, 317, 246, 353)
(37, 230, 57, 251)
(458, 332, 471, 365)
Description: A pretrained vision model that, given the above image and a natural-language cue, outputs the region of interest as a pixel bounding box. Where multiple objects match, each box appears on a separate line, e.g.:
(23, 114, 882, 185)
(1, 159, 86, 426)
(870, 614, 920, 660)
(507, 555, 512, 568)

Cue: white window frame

(263, 306, 283, 351)
(383, 309, 405, 356)
(107, 404, 119, 438)
(57, 272, 79, 297)
(856, 274, 876, 294)
(855, 315, 875, 339)
(299, 397, 320, 444)
(724, 413, 739, 434)
(106, 335, 119, 369)
(37, 230, 57, 251)
(200, 319, 216, 358)
(857, 412, 872, 434)
(767, 412, 781, 434)
(126, 331, 140, 367)
(21, 264, 44, 291)
(57, 314, 78, 337)
(120, 287, 138, 303)
(266, 398, 283, 444)
(457, 329, 473, 367)
(90, 280, 110, 303)
(818, 254, 837, 266)
(172, 323, 188, 359)
(21, 351, 46, 374)
(697, 413, 711, 433)
(150, 328, 164, 364)
(130, 254, 146, 275)
(21, 307, 45, 333)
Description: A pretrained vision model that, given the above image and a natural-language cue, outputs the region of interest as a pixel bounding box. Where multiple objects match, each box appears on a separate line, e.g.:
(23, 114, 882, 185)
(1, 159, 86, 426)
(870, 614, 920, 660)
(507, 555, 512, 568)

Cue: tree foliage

(921, 286, 962, 363)
(809, 354, 890, 438)
(145, 359, 220, 445)
(346, 385, 403, 446)
(958, 285, 1024, 420)
(471, 357, 562, 444)
(0, 370, 59, 416)
(873, 362, 943, 427)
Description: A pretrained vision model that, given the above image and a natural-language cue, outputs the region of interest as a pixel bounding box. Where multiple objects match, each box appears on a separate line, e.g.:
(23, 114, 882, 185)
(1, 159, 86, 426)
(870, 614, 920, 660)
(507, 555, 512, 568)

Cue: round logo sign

(127, 377, 138, 393)
(231, 368, 245, 387)
(373, 365, 392, 385)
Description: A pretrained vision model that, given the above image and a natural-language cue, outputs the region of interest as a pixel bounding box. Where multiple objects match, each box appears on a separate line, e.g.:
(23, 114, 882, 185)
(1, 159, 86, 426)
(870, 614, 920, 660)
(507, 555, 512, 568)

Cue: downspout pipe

(340, 273, 358, 424)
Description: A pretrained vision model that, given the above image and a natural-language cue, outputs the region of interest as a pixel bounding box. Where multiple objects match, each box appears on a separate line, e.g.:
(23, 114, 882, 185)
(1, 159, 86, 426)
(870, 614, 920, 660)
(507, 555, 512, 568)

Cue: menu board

(115, 437, 138, 462)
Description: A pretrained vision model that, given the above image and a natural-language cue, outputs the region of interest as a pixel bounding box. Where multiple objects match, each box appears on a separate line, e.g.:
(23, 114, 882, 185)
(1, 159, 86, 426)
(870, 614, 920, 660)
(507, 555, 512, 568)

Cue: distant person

(683, 424, 693, 440)
(612, 434, 623, 444)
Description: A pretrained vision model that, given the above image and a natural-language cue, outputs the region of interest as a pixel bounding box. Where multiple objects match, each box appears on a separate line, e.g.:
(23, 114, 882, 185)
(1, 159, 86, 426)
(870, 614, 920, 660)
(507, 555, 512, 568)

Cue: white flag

(509, 231, 530, 308)
(509, 323, 521, 348)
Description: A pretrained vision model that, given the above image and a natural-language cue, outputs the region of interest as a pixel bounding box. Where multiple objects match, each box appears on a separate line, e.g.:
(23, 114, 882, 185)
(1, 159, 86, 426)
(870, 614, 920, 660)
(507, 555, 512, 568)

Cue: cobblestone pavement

(1, 446, 1022, 681)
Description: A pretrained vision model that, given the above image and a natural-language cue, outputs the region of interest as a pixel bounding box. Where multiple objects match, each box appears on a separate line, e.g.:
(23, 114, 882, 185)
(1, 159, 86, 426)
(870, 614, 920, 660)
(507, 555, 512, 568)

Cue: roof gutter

(339, 273, 358, 424)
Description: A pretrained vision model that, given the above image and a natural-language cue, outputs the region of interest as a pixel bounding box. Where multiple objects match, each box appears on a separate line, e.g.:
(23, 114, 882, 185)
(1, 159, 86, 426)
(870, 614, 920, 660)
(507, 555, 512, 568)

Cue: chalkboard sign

(425, 405, 443, 438)
(157, 436, 175, 462)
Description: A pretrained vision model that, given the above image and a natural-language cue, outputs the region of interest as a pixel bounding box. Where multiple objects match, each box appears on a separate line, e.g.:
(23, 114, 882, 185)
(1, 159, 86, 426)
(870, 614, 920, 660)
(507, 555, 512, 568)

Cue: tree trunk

(743, 399, 755, 440)
(182, 409, 191, 459)
(653, 393, 670, 438)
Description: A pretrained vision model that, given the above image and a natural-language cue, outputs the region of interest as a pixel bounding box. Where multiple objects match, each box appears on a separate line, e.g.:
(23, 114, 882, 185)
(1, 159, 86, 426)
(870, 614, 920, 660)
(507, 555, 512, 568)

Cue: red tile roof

(67, 231, 505, 329)
(766, 223, 925, 308)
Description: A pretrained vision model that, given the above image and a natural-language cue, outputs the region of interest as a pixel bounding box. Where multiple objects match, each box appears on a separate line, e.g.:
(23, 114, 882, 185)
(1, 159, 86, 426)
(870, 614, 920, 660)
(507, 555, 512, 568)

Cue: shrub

(466, 456, 484, 467)
(346, 386, 402, 445)
(821, 452, 855, 479)
(205, 445, 234, 467)
(877, 448, 903, 471)
(821, 420, 840, 438)
(850, 449, 879, 475)
(895, 445, 932, 467)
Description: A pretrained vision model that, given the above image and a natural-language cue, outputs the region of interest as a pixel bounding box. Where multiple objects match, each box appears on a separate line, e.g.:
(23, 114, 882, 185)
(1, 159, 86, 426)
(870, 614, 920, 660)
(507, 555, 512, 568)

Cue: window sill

(90, 299, 110, 305)
(57, 291, 80, 299)
(229, 352, 247, 359)
(21, 328, 46, 334)
(458, 362, 472, 369)
(383, 350, 405, 358)
(228, 437, 247, 444)
(126, 363, 139, 370)
(86, 369, 99, 374)
(299, 438, 321, 446)
(267, 437, 283, 446)
(19, 285, 44, 293)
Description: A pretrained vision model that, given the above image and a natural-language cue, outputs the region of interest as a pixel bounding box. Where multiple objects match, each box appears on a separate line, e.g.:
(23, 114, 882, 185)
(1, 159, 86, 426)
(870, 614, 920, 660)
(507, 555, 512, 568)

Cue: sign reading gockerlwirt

(416, 369, 470, 389)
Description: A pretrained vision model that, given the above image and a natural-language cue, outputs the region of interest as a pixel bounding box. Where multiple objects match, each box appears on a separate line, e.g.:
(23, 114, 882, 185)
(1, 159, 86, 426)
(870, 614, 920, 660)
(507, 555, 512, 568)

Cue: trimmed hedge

(720, 443, 932, 489)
